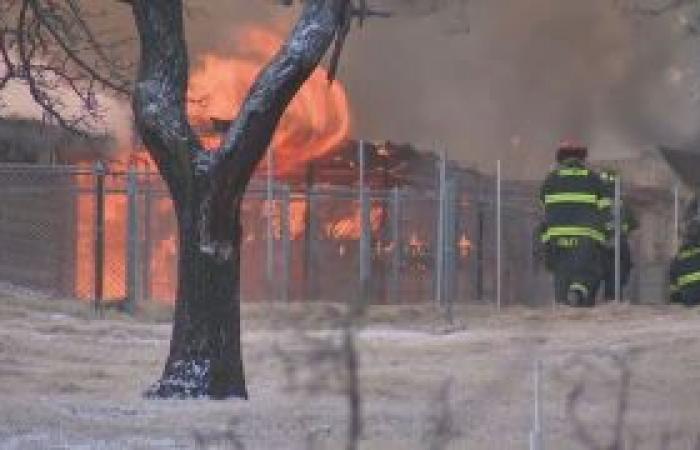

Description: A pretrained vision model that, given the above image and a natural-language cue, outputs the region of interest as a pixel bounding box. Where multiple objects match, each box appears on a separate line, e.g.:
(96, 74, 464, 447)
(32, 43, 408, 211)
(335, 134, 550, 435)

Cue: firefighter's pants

(546, 237, 603, 307)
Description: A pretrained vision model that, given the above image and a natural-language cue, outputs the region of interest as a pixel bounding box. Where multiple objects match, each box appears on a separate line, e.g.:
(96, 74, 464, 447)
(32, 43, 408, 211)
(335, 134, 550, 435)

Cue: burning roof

(276, 140, 475, 189)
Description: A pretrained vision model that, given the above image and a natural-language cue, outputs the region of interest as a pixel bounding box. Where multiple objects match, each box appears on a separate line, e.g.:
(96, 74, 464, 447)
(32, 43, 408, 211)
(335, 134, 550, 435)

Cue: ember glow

(325, 206, 383, 240)
(75, 167, 128, 300)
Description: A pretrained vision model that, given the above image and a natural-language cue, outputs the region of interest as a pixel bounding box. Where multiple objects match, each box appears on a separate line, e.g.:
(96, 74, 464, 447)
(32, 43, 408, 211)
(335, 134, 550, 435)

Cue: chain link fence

(0, 161, 684, 310)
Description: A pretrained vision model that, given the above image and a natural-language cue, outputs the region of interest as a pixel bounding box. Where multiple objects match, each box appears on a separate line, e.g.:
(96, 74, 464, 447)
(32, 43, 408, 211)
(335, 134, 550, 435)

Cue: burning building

(0, 24, 548, 307)
(0, 25, 477, 306)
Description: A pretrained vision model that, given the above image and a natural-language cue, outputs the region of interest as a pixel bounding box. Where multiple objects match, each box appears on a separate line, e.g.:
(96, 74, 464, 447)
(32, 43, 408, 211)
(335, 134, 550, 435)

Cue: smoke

(6, 1, 700, 177)
(0, 79, 132, 150)
(339, 0, 700, 175)
(179, 0, 700, 177)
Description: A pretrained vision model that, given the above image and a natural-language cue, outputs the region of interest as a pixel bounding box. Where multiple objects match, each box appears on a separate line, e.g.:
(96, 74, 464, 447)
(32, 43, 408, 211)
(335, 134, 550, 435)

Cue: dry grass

(2, 295, 700, 449)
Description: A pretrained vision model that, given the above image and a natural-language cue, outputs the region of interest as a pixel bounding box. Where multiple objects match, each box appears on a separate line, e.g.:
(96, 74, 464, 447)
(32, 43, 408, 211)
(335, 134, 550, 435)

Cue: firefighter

(596, 169, 638, 301)
(669, 219, 700, 306)
(539, 140, 606, 307)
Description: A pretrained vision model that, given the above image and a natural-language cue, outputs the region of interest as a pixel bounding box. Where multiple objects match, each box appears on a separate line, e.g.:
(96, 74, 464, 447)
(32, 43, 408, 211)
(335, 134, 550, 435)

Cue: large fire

(187, 25, 351, 175)
(75, 25, 353, 302)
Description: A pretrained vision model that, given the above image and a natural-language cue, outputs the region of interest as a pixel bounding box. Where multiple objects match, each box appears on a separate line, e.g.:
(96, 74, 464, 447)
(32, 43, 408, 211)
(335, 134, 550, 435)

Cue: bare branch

(563, 351, 632, 450)
(1, 0, 133, 136)
(26, 0, 129, 94)
(65, 0, 133, 85)
(617, 0, 697, 16)
(424, 379, 460, 450)
(131, 0, 203, 206)
(197, 0, 348, 253)
(328, 1, 352, 82)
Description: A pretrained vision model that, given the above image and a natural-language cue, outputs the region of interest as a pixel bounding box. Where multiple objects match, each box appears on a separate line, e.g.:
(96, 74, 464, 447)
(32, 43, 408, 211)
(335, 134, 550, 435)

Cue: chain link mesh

(0, 164, 682, 308)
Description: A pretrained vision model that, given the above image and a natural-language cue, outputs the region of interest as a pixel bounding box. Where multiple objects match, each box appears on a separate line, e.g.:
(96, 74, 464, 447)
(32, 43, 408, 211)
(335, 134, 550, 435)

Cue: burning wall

(70, 25, 354, 302)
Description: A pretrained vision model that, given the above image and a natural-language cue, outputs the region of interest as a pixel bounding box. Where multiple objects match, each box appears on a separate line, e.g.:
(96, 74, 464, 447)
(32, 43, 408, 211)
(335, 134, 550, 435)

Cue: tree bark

(146, 188, 246, 399)
(130, 0, 349, 399)
(2, 0, 359, 399)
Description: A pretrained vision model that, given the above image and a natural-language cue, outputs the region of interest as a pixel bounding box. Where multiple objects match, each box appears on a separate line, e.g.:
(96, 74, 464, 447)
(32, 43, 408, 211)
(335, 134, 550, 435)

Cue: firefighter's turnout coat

(597, 171, 638, 300)
(539, 160, 606, 246)
(539, 159, 606, 303)
(670, 243, 700, 306)
(598, 171, 639, 238)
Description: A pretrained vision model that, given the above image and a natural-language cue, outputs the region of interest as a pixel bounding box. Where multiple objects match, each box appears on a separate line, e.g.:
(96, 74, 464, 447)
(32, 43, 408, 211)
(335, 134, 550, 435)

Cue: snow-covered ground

(1, 296, 700, 449)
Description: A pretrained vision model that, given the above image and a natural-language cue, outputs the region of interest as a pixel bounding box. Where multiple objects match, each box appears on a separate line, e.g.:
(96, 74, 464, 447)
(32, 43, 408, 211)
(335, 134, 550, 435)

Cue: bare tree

(614, 0, 698, 16)
(0, 1, 132, 133)
(1, 0, 379, 399)
(424, 378, 459, 450)
(272, 300, 367, 450)
(559, 350, 700, 450)
(564, 352, 632, 450)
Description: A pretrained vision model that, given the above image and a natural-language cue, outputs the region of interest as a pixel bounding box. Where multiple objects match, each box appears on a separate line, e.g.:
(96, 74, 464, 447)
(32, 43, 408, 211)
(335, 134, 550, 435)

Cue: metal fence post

(614, 174, 621, 303)
(436, 151, 447, 305)
(266, 147, 275, 301)
(496, 160, 502, 311)
(142, 170, 152, 303)
(673, 182, 680, 251)
(305, 184, 318, 301)
(389, 186, 401, 304)
(126, 166, 139, 315)
(94, 161, 105, 316)
(359, 140, 371, 303)
(281, 185, 291, 303)
(445, 179, 457, 322)
(476, 200, 484, 301)
(529, 360, 544, 450)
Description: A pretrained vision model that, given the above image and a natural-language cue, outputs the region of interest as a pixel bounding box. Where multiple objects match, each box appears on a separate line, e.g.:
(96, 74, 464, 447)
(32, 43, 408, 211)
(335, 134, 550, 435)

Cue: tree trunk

(130, 0, 350, 400)
(146, 190, 247, 399)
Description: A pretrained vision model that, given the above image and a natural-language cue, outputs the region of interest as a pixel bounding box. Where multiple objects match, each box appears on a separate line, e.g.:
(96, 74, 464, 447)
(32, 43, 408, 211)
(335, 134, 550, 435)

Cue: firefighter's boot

(567, 283, 592, 307)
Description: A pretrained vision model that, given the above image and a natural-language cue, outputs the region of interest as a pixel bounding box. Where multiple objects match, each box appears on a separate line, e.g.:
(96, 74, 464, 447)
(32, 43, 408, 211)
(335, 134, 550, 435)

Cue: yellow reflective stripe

(544, 193, 598, 205)
(605, 222, 631, 232)
(570, 282, 589, 296)
(678, 271, 700, 287)
(558, 168, 589, 176)
(679, 247, 700, 260)
(541, 226, 605, 243)
(598, 198, 613, 209)
(600, 172, 618, 182)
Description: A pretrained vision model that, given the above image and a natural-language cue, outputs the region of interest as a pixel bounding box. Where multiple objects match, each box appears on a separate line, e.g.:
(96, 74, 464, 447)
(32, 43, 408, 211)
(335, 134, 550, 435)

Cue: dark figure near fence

(539, 140, 606, 307)
(670, 219, 700, 306)
(595, 169, 638, 301)
(684, 195, 699, 224)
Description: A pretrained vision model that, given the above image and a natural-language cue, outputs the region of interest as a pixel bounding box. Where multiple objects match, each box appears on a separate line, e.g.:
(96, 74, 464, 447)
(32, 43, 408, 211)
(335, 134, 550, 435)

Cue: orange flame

(326, 206, 383, 240)
(263, 198, 308, 240)
(187, 25, 351, 175)
(74, 25, 352, 304)
(458, 233, 472, 257)
(74, 166, 128, 301)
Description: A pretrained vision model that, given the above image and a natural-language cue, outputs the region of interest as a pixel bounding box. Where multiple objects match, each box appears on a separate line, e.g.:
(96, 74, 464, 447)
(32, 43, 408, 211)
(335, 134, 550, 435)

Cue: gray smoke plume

(180, 0, 700, 177)
(7, 1, 700, 177)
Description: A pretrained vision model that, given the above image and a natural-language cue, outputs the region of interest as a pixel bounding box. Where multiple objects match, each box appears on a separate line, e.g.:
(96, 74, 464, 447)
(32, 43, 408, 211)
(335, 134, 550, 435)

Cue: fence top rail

(0, 163, 89, 172)
(0, 164, 160, 176)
